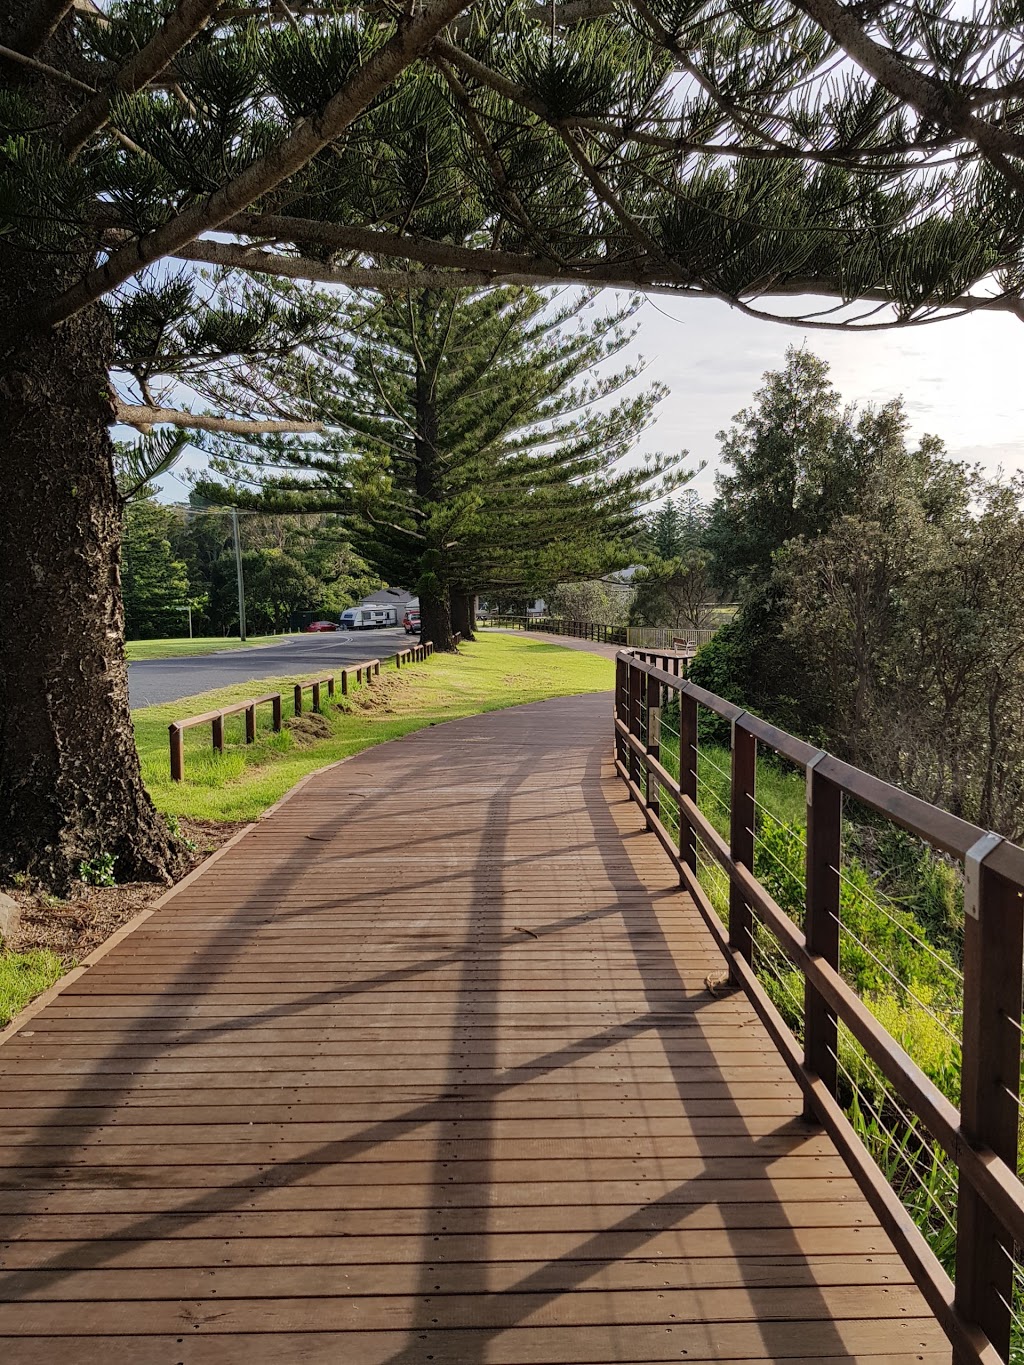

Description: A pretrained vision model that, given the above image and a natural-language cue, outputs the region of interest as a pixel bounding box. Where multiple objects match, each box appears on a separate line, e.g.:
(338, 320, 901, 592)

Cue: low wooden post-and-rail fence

(614, 647, 1024, 1365)
(169, 644, 435, 780)
(168, 692, 282, 782)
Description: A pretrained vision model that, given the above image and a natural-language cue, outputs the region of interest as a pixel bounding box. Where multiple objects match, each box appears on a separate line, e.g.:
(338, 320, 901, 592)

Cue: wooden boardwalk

(0, 694, 948, 1363)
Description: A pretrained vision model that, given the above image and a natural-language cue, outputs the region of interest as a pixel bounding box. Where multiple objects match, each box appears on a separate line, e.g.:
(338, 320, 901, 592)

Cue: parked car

(304, 620, 338, 632)
(403, 609, 421, 634)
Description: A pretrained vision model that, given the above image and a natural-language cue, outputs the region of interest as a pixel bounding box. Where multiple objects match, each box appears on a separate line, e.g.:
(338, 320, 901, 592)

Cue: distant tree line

(686, 347, 1024, 842)
(120, 497, 378, 640)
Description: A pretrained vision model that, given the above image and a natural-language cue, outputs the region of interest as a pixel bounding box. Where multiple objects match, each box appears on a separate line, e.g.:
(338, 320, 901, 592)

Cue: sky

(629, 292, 1024, 504)
(152, 289, 1024, 507)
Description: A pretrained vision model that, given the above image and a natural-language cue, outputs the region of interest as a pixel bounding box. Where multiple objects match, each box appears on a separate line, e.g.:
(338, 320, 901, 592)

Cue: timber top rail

(0, 692, 950, 1363)
(615, 647, 1024, 1365)
(168, 643, 436, 779)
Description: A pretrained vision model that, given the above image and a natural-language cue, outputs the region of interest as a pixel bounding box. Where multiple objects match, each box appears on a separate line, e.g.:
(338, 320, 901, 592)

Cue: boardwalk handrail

(614, 648, 1024, 1365)
(488, 615, 627, 645)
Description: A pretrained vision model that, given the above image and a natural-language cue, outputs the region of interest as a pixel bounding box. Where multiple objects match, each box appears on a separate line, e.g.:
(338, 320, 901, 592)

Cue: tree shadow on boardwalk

(0, 695, 940, 1361)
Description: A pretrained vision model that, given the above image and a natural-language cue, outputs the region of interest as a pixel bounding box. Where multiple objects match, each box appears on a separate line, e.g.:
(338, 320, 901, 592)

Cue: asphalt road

(128, 629, 409, 709)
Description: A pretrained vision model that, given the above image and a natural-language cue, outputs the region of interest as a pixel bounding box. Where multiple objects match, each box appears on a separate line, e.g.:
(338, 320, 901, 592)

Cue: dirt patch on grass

(3, 817, 244, 968)
(285, 713, 334, 745)
(348, 672, 407, 714)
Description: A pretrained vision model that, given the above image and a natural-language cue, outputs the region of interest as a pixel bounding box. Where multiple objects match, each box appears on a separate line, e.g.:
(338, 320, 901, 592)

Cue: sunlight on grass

(0, 948, 63, 1027)
(126, 634, 295, 661)
(138, 634, 613, 823)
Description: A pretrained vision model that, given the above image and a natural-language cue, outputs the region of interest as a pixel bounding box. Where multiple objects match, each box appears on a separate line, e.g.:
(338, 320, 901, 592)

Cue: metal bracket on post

(964, 831, 1004, 920)
(804, 749, 828, 805)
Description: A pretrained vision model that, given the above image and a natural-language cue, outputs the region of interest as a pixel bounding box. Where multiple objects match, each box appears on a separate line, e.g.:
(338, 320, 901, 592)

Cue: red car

(304, 620, 338, 632)
(403, 610, 421, 635)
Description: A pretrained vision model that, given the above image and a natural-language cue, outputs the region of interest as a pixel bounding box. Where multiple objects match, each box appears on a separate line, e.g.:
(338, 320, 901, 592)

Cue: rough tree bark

(413, 361, 456, 652)
(451, 590, 477, 642)
(0, 3, 183, 889)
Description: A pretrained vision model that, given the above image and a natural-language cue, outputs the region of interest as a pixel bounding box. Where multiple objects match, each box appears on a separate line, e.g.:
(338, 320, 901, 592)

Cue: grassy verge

(126, 634, 295, 661)
(137, 633, 613, 823)
(0, 947, 63, 1027)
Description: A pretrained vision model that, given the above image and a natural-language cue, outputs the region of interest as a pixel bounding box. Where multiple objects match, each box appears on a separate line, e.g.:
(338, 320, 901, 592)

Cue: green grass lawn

(138, 633, 614, 823)
(0, 948, 63, 1027)
(126, 634, 295, 661)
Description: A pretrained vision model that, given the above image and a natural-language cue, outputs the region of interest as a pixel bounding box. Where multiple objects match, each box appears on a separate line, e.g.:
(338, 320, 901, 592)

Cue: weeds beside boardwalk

(0, 948, 62, 1026)
(137, 633, 613, 823)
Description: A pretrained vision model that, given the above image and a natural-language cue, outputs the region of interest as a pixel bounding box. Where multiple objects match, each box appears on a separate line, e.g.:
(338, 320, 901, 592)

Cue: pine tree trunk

(418, 583, 455, 652)
(452, 591, 477, 642)
(0, 42, 183, 889)
(413, 348, 457, 653)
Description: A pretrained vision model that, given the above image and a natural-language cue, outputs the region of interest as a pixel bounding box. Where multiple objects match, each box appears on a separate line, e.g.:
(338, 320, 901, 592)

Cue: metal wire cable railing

(612, 647, 1024, 1365)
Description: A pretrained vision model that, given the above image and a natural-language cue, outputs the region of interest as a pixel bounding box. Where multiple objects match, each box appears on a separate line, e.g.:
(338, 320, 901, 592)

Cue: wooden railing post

(169, 724, 184, 782)
(312, 681, 321, 713)
(679, 691, 698, 873)
(245, 704, 256, 745)
(341, 671, 348, 697)
(955, 846, 1023, 1363)
(293, 683, 303, 716)
(729, 716, 756, 973)
(628, 660, 645, 791)
(646, 674, 661, 822)
(803, 756, 842, 1116)
(614, 655, 628, 767)
(211, 713, 224, 753)
(272, 695, 282, 730)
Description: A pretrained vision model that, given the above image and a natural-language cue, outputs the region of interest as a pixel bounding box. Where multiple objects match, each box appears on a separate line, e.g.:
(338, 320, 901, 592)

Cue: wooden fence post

(211, 713, 224, 753)
(272, 695, 282, 731)
(955, 845, 1023, 1362)
(312, 681, 321, 713)
(679, 691, 698, 873)
(729, 716, 756, 973)
(169, 724, 184, 782)
(245, 704, 256, 744)
(803, 756, 841, 1116)
(341, 671, 348, 697)
(293, 684, 303, 716)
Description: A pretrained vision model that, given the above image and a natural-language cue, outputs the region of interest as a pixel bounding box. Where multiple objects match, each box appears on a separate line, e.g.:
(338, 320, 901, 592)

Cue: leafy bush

(78, 853, 116, 887)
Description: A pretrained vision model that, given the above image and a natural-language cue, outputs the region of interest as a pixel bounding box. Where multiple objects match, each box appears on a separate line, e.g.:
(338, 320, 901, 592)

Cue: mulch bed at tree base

(3, 818, 246, 967)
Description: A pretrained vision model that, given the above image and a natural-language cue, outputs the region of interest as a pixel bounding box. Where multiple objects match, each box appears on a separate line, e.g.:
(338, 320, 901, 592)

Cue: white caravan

(340, 604, 400, 630)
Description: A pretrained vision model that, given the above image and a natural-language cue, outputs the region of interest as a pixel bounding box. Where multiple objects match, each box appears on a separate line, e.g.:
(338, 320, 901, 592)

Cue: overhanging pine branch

(790, 0, 1024, 193)
(61, 0, 225, 155)
(224, 212, 567, 276)
(38, 0, 472, 329)
(116, 401, 326, 435)
(177, 235, 1024, 325)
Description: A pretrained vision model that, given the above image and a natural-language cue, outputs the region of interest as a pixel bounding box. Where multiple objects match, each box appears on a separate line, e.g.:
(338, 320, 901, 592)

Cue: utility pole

(230, 506, 247, 642)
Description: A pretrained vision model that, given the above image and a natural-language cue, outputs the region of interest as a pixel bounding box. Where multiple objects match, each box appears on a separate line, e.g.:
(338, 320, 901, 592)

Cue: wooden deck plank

(0, 693, 949, 1363)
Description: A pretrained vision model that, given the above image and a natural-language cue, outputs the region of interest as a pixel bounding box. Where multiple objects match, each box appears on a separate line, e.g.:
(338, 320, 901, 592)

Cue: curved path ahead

(0, 695, 945, 1362)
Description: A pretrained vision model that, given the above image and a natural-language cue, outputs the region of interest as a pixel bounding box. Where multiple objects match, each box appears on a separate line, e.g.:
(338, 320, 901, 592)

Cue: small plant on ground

(78, 853, 117, 887)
